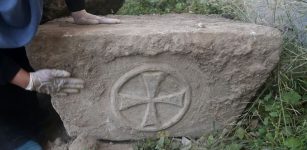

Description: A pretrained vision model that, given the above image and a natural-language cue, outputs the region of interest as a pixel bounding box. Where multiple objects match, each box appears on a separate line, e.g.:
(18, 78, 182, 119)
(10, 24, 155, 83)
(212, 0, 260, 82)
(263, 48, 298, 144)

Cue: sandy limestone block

(27, 14, 282, 140)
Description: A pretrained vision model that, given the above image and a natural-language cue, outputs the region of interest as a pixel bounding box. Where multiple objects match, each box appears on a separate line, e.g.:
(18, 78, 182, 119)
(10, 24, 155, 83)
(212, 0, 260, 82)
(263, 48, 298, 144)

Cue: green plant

(190, 39, 307, 150)
(134, 132, 183, 150)
(117, 0, 244, 19)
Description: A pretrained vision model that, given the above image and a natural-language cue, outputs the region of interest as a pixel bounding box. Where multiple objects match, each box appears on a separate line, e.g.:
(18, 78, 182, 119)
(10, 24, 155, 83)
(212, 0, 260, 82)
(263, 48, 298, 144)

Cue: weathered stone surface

(42, 0, 124, 22)
(27, 14, 282, 140)
(242, 0, 306, 44)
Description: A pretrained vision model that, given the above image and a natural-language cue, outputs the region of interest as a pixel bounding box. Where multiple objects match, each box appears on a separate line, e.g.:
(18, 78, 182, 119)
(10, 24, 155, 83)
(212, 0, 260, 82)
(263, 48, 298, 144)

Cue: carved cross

(118, 72, 186, 128)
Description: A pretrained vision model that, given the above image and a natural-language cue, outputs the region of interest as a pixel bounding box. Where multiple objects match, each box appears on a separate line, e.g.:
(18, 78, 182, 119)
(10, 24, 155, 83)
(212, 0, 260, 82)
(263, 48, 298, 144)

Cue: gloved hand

(71, 10, 120, 25)
(26, 69, 84, 96)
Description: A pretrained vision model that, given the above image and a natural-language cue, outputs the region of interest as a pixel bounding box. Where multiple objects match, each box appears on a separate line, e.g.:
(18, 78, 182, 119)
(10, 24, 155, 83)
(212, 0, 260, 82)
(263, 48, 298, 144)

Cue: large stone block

(27, 14, 282, 140)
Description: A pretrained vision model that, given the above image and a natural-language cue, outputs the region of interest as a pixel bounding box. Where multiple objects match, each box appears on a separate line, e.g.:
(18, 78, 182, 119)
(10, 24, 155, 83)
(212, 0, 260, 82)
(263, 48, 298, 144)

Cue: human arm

(11, 68, 84, 96)
(25, 69, 84, 96)
(65, 0, 120, 25)
(0, 53, 22, 86)
(10, 69, 30, 88)
(1, 53, 84, 95)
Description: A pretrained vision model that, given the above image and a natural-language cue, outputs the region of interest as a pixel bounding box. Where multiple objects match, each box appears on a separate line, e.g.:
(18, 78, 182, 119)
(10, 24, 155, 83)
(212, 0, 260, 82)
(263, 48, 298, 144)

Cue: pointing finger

(50, 69, 71, 78)
(60, 88, 80, 94)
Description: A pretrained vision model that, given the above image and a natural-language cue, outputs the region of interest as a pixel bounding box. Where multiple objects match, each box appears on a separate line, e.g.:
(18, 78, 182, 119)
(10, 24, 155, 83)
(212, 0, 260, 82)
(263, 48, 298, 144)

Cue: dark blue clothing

(0, 0, 85, 149)
(0, 47, 42, 150)
(0, 0, 85, 85)
(0, 1, 43, 149)
(0, 0, 42, 84)
(0, 0, 85, 48)
(65, 0, 85, 12)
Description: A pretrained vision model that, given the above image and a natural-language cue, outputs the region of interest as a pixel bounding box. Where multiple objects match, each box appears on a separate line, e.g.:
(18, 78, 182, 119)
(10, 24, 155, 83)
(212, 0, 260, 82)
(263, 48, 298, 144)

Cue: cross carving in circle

(117, 72, 186, 128)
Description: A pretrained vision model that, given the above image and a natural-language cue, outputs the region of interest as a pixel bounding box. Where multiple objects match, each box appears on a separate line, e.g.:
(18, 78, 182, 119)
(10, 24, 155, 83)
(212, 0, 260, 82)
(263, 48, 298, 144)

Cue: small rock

(197, 23, 206, 28)
(69, 133, 99, 150)
(54, 137, 63, 146)
(46, 140, 69, 150)
(250, 119, 259, 129)
(181, 137, 192, 150)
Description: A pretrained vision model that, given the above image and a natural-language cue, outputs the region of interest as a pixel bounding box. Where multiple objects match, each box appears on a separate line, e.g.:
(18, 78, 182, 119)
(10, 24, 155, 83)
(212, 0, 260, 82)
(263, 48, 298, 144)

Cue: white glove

(71, 10, 121, 25)
(26, 69, 84, 96)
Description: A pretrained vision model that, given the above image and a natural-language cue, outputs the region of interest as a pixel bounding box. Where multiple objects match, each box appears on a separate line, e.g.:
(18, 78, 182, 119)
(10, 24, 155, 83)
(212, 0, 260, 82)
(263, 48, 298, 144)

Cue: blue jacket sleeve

(65, 0, 85, 12)
(0, 53, 20, 85)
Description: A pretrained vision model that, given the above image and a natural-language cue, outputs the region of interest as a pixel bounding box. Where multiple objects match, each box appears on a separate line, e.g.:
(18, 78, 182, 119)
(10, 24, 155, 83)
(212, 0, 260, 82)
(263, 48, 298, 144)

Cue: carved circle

(111, 64, 191, 132)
